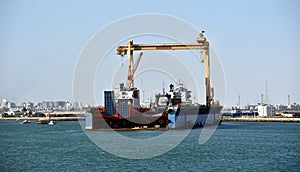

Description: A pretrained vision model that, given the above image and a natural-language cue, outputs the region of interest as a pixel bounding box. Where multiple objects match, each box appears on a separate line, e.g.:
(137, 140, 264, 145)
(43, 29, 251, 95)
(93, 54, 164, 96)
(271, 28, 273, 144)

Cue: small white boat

(48, 120, 55, 125)
(22, 120, 31, 124)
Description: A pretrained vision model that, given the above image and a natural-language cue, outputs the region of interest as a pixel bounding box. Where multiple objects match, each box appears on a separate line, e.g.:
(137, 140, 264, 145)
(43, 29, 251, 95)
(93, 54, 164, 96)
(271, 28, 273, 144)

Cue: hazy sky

(1, 0, 299, 107)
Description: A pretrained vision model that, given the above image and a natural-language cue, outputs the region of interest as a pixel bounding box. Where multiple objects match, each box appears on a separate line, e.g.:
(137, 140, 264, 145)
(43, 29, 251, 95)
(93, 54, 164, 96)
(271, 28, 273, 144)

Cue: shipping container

(104, 91, 116, 115)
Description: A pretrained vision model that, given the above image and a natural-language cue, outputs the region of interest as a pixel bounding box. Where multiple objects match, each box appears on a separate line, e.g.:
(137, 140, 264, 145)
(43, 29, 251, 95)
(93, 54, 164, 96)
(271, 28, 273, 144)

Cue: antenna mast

(238, 95, 240, 108)
(265, 80, 269, 104)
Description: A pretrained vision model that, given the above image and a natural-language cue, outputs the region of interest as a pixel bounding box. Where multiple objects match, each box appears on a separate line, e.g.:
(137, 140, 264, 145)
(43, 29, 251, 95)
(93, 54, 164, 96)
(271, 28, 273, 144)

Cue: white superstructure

(258, 104, 276, 117)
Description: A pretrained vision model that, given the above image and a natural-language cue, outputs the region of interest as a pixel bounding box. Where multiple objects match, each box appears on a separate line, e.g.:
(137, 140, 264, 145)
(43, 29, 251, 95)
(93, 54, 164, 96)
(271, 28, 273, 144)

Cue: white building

(8, 102, 17, 109)
(1, 99, 8, 109)
(258, 104, 276, 117)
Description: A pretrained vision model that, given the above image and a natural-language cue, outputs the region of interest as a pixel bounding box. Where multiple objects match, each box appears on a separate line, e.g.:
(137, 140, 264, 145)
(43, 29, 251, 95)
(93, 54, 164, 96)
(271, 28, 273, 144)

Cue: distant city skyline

(1, 0, 299, 107)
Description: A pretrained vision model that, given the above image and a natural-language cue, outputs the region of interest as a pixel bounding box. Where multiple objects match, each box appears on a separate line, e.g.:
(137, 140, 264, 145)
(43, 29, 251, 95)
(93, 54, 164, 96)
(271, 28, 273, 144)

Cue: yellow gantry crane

(116, 31, 212, 107)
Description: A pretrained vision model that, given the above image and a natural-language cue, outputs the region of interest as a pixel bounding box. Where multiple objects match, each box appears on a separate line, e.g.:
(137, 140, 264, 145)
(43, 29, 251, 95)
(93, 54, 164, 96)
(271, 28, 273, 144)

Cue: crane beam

(116, 43, 208, 56)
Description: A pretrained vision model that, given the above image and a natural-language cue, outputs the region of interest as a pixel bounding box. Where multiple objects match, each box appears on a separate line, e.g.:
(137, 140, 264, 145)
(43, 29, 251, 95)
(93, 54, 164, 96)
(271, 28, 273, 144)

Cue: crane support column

(197, 31, 211, 107)
(202, 47, 211, 107)
(127, 40, 134, 88)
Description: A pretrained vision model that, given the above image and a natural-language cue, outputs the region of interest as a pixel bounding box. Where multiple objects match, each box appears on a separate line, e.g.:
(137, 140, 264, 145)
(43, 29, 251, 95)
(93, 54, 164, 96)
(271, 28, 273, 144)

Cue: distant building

(8, 102, 17, 109)
(288, 103, 300, 111)
(48, 101, 54, 108)
(275, 103, 300, 118)
(276, 103, 300, 111)
(26, 102, 34, 109)
(18, 102, 26, 109)
(65, 102, 72, 109)
(55, 101, 66, 108)
(1, 99, 8, 109)
(40, 101, 55, 109)
(258, 104, 276, 117)
(276, 104, 288, 111)
(72, 102, 82, 110)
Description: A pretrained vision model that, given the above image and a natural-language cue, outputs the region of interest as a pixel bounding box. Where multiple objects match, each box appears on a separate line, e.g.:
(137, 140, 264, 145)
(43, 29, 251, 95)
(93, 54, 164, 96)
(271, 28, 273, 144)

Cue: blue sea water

(0, 120, 299, 172)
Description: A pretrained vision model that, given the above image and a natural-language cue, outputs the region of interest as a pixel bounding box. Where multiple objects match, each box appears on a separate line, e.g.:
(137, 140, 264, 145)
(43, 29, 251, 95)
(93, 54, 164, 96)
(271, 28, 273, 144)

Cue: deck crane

(127, 52, 143, 89)
(116, 31, 213, 107)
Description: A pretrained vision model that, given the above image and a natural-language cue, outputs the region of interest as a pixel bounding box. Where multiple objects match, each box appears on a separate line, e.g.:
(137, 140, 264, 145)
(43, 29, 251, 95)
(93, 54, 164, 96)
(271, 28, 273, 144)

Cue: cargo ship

(86, 81, 222, 130)
(86, 83, 169, 130)
(151, 82, 222, 129)
(85, 32, 223, 130)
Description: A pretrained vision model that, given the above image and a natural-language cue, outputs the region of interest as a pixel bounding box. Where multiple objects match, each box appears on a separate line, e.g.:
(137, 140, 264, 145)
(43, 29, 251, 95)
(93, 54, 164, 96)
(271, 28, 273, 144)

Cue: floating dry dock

(222, 117, 300, 123)
(88, 32, 223, 130)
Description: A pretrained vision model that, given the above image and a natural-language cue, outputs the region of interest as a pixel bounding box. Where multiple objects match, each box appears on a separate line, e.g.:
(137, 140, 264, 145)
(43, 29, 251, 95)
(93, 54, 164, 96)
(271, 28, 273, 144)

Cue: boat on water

(36, 119, 49, 124)
(48, 120, 56, 125)
(37, 114, 56, 125)
(154, 83, 222, 128)
(36, 119, 57, 125)
(22, 120, 31, 124)
(87, 81, 222, 130)
(88, 83, 169, 129)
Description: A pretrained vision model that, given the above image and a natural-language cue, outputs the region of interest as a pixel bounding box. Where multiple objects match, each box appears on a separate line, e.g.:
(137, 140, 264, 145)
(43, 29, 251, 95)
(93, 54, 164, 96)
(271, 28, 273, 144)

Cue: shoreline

(222, 117, 300, 123)
(1, 116, 300, 123)
(0, 117, 85, 121)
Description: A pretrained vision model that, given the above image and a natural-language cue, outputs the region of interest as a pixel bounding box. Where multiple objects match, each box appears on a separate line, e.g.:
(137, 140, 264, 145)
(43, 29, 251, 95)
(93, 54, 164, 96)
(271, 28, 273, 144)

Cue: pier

(0, 116, 85, 121)
(222, 117, 300, 123)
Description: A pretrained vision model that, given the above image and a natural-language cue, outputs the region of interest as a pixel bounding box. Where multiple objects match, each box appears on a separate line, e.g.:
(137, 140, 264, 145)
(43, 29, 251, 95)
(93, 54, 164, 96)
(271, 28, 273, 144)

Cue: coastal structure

(257, 104, 276, 117)
(0, 98, 83, 118)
